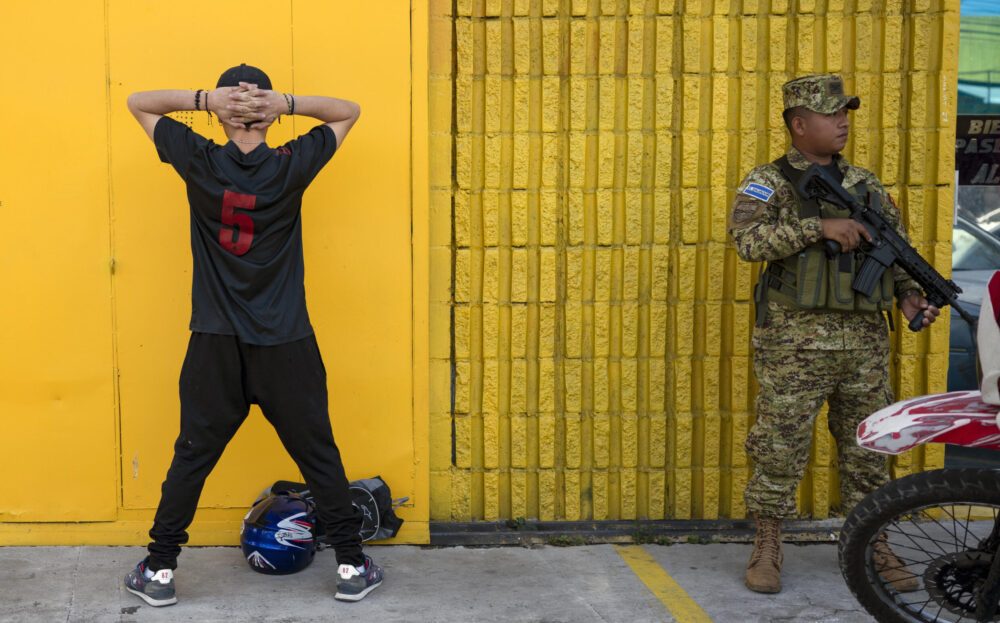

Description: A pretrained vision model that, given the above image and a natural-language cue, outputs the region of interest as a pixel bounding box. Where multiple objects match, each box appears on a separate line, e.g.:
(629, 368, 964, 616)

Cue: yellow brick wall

(428, 0, 960, 522)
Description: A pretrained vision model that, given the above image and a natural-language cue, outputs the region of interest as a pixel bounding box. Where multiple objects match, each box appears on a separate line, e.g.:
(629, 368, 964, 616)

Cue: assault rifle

(796, 164, 976, 332)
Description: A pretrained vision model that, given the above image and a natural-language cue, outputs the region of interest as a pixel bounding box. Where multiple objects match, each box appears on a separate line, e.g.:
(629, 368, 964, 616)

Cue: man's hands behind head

(209, 82, 287, 131)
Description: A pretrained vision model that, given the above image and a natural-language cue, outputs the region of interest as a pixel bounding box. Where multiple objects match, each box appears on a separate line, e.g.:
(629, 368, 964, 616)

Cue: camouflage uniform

(730, 75, 921, 519)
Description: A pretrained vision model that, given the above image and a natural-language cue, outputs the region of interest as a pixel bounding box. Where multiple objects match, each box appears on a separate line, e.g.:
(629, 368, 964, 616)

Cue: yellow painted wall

(429, 0, 959, 522)
(0, 1, 429, 544)
(0, 3, 117, 523)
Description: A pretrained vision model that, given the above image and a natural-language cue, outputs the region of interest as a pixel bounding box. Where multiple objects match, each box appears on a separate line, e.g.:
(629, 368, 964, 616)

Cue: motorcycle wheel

(839, 468, 1000, 623)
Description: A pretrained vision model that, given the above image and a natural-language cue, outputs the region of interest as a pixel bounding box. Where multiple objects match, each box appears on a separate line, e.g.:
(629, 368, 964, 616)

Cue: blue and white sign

(742, 183, 775, 202)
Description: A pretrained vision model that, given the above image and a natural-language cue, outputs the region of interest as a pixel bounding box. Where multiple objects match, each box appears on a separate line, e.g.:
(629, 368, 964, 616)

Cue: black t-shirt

(821, 159, 845, 185)
(153, 116, 337, 345)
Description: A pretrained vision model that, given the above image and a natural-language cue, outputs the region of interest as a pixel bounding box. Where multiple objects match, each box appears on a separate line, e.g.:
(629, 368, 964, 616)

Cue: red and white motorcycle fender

(856, 390, 1000, 455)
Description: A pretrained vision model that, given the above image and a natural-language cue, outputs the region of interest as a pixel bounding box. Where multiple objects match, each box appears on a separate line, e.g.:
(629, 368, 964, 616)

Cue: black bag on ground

(262, 476, 407, 542)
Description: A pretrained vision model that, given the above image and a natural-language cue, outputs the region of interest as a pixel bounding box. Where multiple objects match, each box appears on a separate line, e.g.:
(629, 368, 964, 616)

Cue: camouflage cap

(782, 74, 860, 113)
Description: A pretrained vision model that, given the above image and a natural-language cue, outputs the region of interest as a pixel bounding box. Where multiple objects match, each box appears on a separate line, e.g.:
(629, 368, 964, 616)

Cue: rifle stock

(796, 164, 976, 333)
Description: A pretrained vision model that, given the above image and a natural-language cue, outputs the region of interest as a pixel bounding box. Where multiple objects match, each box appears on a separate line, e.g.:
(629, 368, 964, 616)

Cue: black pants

(147, 332, 363, 570)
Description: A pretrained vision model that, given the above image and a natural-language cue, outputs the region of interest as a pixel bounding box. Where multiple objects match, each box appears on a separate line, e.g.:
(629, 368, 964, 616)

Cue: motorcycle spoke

(886, 505, 992, 557)
(888, 510, 997, 561)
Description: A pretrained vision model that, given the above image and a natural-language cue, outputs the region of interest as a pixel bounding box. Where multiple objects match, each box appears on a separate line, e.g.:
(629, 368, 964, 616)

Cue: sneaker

(335, 555, 383, 602)
(124, 558, 177, 607)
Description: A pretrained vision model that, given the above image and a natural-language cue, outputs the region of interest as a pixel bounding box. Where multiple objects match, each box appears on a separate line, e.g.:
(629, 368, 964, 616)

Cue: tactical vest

(756, 156, 894, 319)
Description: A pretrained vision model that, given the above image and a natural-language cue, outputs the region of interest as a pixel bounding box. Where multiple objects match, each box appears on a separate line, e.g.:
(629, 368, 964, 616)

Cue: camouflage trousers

(744, 347, 893, 519)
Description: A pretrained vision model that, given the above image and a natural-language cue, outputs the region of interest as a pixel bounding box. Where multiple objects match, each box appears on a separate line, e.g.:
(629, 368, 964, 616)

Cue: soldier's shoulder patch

(729, 195, 767, 230)
(741, 182, 775, 203)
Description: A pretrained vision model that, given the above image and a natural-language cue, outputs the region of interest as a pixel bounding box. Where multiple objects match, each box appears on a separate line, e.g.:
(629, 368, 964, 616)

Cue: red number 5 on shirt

(220, 190, 256, 255)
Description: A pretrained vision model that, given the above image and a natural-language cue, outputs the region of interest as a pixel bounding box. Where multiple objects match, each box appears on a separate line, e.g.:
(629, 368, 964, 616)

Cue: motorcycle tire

(839, 468, 1000, 623)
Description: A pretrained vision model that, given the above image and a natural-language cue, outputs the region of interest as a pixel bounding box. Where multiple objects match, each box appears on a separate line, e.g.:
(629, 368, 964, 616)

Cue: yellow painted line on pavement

(614, 544, 714, 623)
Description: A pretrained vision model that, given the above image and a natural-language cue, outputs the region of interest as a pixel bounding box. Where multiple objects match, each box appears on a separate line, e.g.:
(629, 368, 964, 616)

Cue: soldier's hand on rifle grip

(821, 218, 872, 253)
(901, 292, 940, 332)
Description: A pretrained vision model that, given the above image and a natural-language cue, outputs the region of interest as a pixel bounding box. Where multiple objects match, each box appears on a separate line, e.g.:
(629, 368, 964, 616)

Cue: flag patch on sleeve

(742, 183, 774, 203)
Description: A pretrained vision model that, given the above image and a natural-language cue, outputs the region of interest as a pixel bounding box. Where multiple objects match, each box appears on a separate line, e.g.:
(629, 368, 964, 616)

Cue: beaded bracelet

(290, 94, 295, 115)
(194, 89, 201, 111)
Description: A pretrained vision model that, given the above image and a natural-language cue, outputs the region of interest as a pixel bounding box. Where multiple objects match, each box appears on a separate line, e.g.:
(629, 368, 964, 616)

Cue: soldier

(728, 74, 939, 594)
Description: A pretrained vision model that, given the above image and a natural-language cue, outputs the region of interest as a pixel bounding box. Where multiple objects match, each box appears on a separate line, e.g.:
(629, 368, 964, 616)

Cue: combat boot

(873, 533, 919, 592)
(745, 515, 783, 593)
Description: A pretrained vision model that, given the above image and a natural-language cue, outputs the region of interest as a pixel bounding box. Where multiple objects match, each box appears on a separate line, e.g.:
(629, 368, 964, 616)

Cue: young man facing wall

(124, 63, 381, 606)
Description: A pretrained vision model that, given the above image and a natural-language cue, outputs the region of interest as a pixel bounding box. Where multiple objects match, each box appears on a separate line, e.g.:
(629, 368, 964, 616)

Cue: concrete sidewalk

(0, 543, 875, 622)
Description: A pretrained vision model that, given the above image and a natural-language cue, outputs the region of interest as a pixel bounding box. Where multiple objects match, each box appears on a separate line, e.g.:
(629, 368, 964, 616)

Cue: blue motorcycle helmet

(240, 491, 317, 574)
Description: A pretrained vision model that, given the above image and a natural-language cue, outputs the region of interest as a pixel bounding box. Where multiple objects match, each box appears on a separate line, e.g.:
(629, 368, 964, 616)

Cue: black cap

(216, 63, 271, 90)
